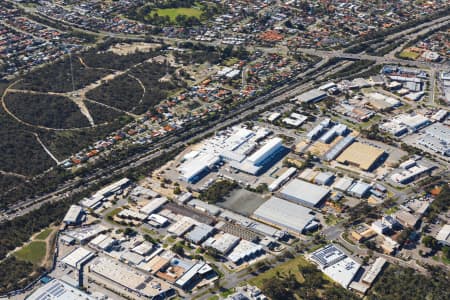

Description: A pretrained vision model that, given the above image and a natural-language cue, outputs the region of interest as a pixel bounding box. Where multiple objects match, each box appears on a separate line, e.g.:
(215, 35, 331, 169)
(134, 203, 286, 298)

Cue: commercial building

(351, 224, 376, 242)
(435, 224, 450, 247)
(296, 89, 327, 103)
(63, 205, 85, 225)
(309, 244, 360, 289)
(27, 279, 96, 300)
(280, 179, 330, 208)
(252, 197, 316, 235)
(394, 210, 420, 229)
(336, 142, 385, 171)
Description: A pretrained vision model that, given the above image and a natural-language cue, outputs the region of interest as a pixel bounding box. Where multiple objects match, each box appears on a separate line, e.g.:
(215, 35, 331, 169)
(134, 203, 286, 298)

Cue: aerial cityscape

(0, 1, 449, 300)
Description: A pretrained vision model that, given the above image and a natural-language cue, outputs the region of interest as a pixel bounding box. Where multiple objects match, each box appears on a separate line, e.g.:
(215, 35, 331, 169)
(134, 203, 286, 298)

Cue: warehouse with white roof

(252, 197, 317, 235)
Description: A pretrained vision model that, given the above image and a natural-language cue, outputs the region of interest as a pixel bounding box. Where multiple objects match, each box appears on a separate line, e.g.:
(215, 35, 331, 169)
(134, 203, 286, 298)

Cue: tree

(171, 243, 184, 256)
(124, 227, 137, 237)
(261, 277, 294, 300)
(422, 235, 437, 249)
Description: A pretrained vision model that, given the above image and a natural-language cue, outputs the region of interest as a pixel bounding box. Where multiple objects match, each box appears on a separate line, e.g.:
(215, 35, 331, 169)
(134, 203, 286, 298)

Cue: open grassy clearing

(152, 8, 202, 21)
(34, 228, 53, 240)
(248, 256, 309, 287)
(399, 50, 420, 60)
(13, 241, 46, 265)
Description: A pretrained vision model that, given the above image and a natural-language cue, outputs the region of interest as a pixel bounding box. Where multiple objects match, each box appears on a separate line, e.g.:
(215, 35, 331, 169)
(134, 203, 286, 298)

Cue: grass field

(13, 241, 47, 265)
(248, 256, 310, 287)
(35, 228, 53, 240)
(399, 49, 420, 60)
(152, 8, 202, 21)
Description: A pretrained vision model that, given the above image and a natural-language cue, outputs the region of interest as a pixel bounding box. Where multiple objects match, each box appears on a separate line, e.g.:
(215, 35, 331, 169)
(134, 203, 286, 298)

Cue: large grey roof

(253, 197, 315, 234)
(280, 179, 330, 207)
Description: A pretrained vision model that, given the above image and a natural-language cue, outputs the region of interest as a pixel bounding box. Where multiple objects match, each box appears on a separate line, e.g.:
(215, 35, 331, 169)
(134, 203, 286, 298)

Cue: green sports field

(152, 7, 202, 21)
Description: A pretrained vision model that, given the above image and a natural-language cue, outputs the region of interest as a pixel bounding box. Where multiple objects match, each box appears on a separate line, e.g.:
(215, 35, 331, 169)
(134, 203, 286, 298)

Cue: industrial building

(63, 205, 85, 225)
(227, 240, 264, 264)
(282, 113, 308, 127)
(94, 178, 131, 198)
(168, 216, 198, 237)
(188, 199, 221, 216)
(417, 123, 450, 156)
(362, 257, 386, 285)
(185, 223, 215, 244)
(61, 247, 95, 270)
(147, 214, 169, 227)
(268, 167, 297, 191)
(390, 161, 434, 184)
(381, 114, 430, 134)
(333, 176, 354, 192)
(309, 244, 360, 289)
(279, 179, 330, 208)
(27, 279, 95, 300)
(174, 261, 215, 290)
(252, 197, 317, 235)
(347, 181, 372, 198)
(140, 197, 168, 215)
(323, 136, 355, 162)
(247, 137, 283, 166)
(202, 233, 240, 254)
(314, 172, 335, 186)
(178, 125, 279, 181)
(62, 224, 108, 244)
(307, 124, 325, 141)
(336, 142, 385, 171)
(435, 224, 450, 247)
(88, 257, 174, 299)
(89, 234, 117, 252)
(296, 89, 327, 103)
